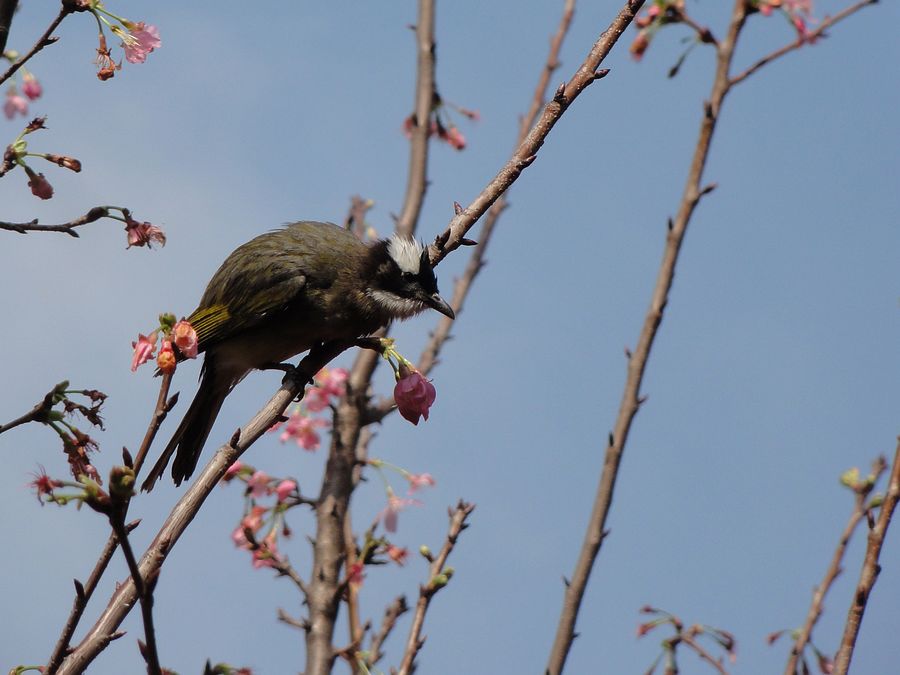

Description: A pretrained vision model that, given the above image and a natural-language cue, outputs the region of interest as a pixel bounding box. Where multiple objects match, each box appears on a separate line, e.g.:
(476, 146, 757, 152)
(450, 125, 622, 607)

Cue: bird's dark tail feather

(141, 365, 230, 492)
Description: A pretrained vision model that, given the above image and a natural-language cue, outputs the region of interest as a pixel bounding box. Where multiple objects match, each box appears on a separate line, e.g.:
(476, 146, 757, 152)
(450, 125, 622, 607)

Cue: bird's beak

(427, 292, 455, 320)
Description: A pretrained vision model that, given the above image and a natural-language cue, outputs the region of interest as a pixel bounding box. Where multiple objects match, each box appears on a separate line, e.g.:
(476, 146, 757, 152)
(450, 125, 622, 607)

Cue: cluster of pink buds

(131, 314, 197, 374)
(2, 117, 82, 200)
(756, 0, 817, 42)
(402, 94, 479, 151)
(1, 48, 43, 120)
(87, 2, 161, 80)
(269, 367, 348, 451)
(221, 461, 301, 570)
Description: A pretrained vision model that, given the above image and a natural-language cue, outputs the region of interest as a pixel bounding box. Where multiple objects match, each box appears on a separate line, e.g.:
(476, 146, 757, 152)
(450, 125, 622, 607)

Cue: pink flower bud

(394, 367, 436, 425)
(21, 74, 42, 100)
(27, 171, 53, 200)
(156, 339, 176, 374)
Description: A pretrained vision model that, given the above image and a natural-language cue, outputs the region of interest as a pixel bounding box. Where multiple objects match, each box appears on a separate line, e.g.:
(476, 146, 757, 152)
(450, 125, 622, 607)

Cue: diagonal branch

(784, 456, 886, 675)
(546, 1, 747, 671)
(428, 0, 646, 267)
(729, 0, 877, 87)
(545, 0, 879, 670)
(833, 439, 900, 674)
(0, 3, 71, 88)
(396, 501, 474, 675)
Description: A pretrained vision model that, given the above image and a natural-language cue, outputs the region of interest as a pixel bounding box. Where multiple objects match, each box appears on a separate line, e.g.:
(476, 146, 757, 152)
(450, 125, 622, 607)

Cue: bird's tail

(141, 364, 231, 492)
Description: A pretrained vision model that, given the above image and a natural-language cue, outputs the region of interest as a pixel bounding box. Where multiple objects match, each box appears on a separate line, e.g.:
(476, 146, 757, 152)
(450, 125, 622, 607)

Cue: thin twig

(396, 501, 474, 675)
(729, 0, 877, 87)
(54, 341, 356, 674)
(131, 373, 175, 476)
(45, 520, 139, 674)
(0, 382, 62, 434)
(784, 456, 887, 674)
(427, 0, 646, 267)
(833, 439, 900, 674)
(366, 595, 409, 667)
(0, 4, 71, 88)
(680, 634, 729, 675)
(107, 512, 162, 675)
(0, 206, 112, 238)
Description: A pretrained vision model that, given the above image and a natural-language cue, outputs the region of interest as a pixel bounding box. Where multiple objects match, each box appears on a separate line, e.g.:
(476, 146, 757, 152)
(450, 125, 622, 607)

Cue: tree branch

(545, 1, 746, 670)
(784, 456, 886, 675)
(366, 595, 409, 668)
(396, 501, 474, 675)
(0, 3, 70, 88)
(833, 439, 900, 674)
(428, 0, 646, 267)
(729, 0, 877, 87)
(0, 206, 114, 238)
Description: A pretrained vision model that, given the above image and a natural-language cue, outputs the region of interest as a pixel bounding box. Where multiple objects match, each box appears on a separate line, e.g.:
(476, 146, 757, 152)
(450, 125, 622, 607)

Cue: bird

(141, 220, 454, 491)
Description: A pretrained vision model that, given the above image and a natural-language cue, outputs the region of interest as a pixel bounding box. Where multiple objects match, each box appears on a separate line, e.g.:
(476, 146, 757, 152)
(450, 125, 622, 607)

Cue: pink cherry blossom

(252, 532, 282, 569)
(304, 367, 349, 412)
(380, 494, 422, 533)
(21, 74, 42, 100)
(122, 22, 161, 64)
(131, 332, 158, 371)
(406, 472, 436, 493)
(386, 544, 409, 566)
(275, 479, 297, 503)
(124, 215, 166, 249)
(247, 470, 271, 497)
(279, 409, 328, 451)
(394, 368, 436, 425)
(3, 90, 28, 119)
(173, 319, 198, 358)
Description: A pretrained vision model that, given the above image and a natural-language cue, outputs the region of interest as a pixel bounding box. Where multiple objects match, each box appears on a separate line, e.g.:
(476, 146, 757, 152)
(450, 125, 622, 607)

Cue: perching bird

(141, 221, 454, 491)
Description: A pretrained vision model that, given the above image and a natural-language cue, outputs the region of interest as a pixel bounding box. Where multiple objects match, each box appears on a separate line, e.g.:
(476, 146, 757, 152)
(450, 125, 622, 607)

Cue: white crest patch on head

(387, 235, 423, 275)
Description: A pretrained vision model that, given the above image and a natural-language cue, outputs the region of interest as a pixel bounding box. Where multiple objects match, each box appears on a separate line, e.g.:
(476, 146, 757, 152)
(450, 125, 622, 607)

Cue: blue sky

(1, 1, 897, 673)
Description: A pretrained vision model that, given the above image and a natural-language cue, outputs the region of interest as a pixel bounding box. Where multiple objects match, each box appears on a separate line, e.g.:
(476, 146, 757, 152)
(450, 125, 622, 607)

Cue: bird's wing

(189, 269, 308, 350)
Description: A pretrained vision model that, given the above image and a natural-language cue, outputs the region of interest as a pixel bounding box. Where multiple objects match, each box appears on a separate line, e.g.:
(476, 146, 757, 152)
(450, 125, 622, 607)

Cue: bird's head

(363, 234, 455, 321)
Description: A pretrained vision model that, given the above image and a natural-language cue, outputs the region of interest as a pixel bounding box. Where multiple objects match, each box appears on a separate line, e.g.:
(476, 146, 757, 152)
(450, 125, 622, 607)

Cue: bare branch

(107, 511, 162, 675)
(784, 456, 887, 674)
(0, 3, 71, 88)
(834, 439, 900, 674)
(545, 1, 747, 670)
(396, 501, 474, 675)
(367, 595, 409, 667)
(729, 0, 877, 87)
(428, 0, 647, 267)
(0, 206, 113, 238)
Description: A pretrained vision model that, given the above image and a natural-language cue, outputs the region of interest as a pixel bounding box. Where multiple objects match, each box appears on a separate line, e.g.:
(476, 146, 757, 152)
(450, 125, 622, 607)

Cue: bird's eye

(401, 271, 414, 280)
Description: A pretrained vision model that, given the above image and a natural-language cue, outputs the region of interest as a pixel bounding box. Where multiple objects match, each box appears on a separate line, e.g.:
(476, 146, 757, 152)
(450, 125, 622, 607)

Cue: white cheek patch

(369, 289, 426, 319)
(387, 235, 423, 275)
